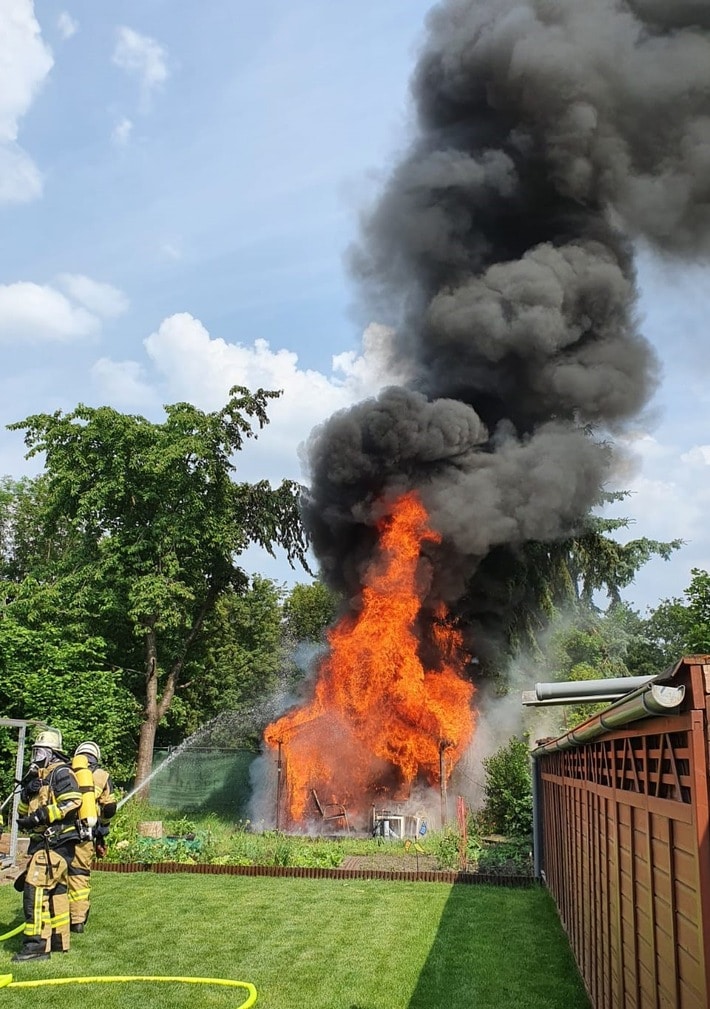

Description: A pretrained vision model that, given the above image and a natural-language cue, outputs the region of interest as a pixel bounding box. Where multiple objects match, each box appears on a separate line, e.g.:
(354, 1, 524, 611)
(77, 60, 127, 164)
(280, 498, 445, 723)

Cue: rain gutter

(531, 681, 685, 758)
(522, 675, 655, 706)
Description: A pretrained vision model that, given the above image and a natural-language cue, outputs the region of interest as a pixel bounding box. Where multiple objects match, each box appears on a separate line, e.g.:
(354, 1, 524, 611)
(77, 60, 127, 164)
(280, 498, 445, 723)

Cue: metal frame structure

(532, 657, 710, 1009)
(0, 717, 45, 867)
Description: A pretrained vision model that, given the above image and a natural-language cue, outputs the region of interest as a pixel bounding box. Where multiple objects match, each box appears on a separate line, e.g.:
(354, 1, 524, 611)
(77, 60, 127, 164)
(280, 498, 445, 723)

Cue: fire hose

(0, 973, 257, 1007)
(1, 921, 257, 1004)
(0, 872, 24, 939)
(0, 923, 23, 940)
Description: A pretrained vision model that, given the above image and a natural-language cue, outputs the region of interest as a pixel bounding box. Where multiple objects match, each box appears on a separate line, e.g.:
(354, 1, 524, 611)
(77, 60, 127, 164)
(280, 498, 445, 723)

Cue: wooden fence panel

(537, 672, 710, 1009)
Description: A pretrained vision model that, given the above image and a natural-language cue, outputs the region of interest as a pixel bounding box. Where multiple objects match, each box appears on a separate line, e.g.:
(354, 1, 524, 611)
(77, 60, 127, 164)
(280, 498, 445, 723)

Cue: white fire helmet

(33, 727, 63, 751)
(74, 741, 101, 763)
(32, 727, 63, 767)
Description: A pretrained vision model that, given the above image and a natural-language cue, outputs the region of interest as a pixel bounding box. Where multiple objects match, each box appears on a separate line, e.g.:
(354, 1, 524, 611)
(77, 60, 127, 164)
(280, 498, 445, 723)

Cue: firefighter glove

(25, 776, 42, 795)
(17, 809, 47, 832)
(94, 840, 107, 859)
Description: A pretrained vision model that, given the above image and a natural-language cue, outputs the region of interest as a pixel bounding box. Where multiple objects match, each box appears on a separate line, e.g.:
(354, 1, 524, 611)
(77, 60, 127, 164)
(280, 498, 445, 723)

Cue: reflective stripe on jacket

(18, 760, 81, 842)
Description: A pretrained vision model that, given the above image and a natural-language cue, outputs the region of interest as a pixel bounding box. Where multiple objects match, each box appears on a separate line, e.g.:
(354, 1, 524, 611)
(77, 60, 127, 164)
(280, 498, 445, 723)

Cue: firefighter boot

(71, 906, 89, 933)
(12, 941, 50, 962)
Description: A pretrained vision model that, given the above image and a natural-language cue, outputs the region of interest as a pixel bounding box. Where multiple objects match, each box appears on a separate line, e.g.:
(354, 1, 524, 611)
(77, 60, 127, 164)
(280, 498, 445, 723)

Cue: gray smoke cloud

(303, 0, 710, 650)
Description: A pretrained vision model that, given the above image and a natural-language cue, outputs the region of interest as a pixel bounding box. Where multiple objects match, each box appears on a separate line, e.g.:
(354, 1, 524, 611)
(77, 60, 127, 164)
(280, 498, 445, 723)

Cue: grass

(0, 870, 590, 1009)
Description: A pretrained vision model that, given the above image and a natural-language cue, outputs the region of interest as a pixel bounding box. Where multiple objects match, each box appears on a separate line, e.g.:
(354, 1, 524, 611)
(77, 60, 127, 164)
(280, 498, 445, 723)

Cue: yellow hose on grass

(0, 972, 257, 1007)
(0, 925, 23, 941)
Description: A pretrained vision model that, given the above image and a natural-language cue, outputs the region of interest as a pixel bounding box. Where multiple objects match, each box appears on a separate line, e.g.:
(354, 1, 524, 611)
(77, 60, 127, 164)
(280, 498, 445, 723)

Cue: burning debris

(266, 0, 710, 827)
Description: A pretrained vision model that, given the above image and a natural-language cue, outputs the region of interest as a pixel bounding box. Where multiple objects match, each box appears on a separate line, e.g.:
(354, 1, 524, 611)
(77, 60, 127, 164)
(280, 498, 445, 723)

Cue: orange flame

(265, 491, 475, 826)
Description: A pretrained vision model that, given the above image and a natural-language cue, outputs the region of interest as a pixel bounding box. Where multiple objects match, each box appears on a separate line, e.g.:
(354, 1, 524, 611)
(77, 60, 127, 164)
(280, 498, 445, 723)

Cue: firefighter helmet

(34, 728, 63, 751)
(74, 741, 101, 763)
(32, 727, 64, 767)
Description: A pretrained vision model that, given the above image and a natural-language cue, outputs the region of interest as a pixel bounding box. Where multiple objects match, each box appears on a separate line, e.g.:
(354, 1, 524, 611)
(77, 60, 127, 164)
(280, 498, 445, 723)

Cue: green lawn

(0, 872, 590, 1009)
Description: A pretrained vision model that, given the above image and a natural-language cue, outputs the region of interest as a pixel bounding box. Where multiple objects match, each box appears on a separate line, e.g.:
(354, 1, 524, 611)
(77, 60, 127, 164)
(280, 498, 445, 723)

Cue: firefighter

(68, 740, 116, 933)
(13, 727, 81, 962)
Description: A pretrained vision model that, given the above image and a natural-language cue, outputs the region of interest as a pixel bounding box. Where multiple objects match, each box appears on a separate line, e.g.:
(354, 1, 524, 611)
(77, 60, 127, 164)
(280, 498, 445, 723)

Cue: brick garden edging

(93, 860, 534, 886)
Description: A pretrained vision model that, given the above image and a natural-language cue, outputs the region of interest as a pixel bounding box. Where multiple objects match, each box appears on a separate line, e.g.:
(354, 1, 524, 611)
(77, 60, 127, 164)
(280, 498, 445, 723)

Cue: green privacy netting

(147, 748, 257, 818)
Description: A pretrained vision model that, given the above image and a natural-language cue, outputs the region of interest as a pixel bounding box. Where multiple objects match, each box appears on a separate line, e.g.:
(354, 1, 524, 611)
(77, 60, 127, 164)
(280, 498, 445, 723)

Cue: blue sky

(2, 0, 710, 614)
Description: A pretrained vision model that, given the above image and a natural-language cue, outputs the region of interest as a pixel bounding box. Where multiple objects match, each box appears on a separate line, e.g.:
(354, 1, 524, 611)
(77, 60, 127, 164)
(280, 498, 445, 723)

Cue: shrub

(429, 826, 461, 870)
(477, 838, 533, 876)
(482, 735, 533, 837)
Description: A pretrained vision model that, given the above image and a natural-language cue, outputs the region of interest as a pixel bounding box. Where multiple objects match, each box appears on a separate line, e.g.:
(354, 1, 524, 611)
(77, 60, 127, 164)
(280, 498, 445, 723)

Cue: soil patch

(341, 853, 443, 873)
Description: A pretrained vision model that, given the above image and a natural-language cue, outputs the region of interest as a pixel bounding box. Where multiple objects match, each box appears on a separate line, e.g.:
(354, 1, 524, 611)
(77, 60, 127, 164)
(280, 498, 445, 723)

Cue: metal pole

(9, 723, 26, 866)
(275, 741, 282, 831)
(439, 740, 450, 828)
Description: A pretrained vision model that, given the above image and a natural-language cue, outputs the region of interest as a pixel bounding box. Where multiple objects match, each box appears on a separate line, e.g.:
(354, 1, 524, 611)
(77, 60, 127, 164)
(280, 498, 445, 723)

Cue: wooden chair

(311, 789, 352, 832)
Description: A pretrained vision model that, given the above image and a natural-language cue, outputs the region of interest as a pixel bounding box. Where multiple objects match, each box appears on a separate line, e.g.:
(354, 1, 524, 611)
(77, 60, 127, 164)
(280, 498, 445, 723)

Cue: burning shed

(265, 492, 475, 831)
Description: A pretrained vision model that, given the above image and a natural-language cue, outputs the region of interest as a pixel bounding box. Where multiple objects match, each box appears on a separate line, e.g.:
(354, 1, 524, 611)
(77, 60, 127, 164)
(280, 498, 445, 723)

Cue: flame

(265, 492, 475, 826)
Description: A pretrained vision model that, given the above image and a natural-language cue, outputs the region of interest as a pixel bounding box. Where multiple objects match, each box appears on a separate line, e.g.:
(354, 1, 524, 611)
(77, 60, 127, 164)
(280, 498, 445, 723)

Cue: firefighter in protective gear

(14, 727, 81, 962)
(68, 741, 116, 933)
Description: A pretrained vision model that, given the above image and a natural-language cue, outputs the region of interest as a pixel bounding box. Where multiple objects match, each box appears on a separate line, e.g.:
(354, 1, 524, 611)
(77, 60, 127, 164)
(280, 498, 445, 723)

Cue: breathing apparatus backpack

(72, 753, 98, 840)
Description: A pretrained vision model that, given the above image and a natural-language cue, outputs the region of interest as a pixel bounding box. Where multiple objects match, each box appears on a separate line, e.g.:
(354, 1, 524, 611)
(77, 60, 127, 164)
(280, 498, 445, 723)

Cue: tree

(518, 604, 637, 731)
(622, 568, 710, 678)
(0, 476, 137, 788)
(282, 581, 339, 642)
(0, 475, 72, 583)
(546, 604, 633, 680)
(0, 611, 138, 791)
(9, 387, 309, 788)
(166, 575, 288, 747)
(458, 494, 682, 676)
(623, 600, 693, 677)
(682, 568, 710, 654)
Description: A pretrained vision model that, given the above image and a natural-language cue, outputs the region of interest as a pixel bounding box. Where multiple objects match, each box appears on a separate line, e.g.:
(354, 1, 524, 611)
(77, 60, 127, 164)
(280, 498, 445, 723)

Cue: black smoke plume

(303, 0, 710, 662)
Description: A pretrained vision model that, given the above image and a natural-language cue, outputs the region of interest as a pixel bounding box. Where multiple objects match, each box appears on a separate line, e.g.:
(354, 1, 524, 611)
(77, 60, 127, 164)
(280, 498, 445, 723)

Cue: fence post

(531, 754, 543, 881)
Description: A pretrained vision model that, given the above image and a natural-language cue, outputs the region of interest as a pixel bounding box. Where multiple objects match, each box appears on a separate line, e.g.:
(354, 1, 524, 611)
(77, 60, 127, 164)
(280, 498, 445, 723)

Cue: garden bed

(101, 803, 535, 881)
(94, 858, 535, 885)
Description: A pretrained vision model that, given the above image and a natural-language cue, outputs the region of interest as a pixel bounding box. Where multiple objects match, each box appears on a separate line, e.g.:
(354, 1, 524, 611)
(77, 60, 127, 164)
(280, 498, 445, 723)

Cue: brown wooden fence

(534, 656, 710, 1009)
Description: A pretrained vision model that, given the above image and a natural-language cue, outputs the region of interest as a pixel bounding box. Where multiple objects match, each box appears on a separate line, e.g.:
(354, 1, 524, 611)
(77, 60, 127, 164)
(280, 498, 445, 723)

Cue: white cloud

(111, 116, 133, 147)
(113, 26, 168, 99)
(602, 428, 710, 609)
(91, 313, 403, 481)
(332, 323, 412, 391)
(57, 12, 77, 40)
(0, 282, 98, 342)
(0, 145, 43, 204)
(0, 0, 53, 204)
(91, 359, 152, 406)
(680, 445, 710, 467)
(160, 241, 182, 260)
(142, 313, 401, 418)
(56, 274, 129, 318)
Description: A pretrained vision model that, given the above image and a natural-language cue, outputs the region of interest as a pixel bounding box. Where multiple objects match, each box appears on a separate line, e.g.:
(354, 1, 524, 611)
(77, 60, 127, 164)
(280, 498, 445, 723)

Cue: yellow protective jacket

(18, 759, 82, 844)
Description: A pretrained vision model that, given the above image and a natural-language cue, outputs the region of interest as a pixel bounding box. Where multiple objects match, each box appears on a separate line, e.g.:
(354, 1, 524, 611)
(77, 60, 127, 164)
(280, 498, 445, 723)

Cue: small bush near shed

(482, 735, 533, 837)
